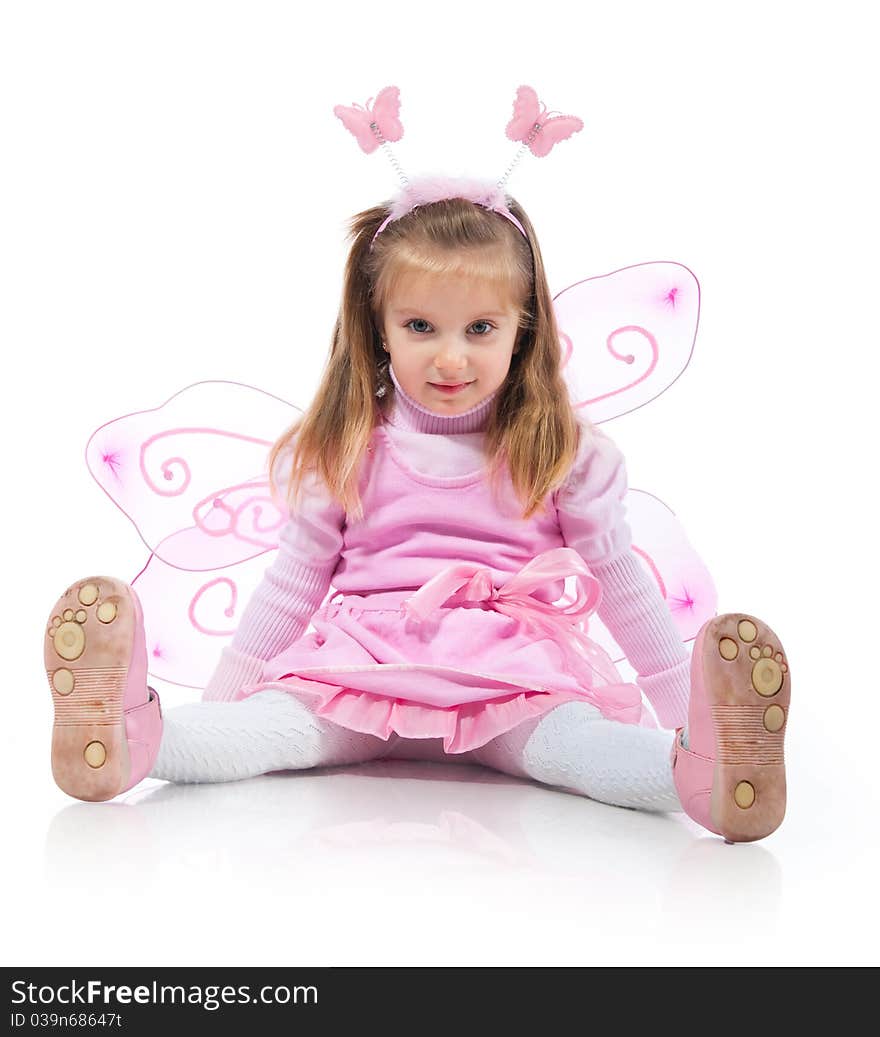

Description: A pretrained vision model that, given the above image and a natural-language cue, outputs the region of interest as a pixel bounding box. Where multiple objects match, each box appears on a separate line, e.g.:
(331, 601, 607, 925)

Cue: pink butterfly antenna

(333, 85, 409, 187)
(498, 84, 585, 189)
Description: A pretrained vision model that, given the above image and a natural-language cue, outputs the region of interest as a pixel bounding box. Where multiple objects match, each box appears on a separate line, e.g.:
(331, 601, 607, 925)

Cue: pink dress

(231, 402, 655, 754)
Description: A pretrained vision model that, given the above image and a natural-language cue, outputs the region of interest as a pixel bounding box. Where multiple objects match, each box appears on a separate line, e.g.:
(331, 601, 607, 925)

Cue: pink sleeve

(556, 426, 690, 729)
(202, 445, 345, 702)
(554, 427, 633, 566)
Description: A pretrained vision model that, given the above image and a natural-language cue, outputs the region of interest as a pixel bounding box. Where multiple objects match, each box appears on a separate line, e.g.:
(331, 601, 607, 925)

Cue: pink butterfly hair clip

(333, 86, 409, 185)
(498, 85, 584, 187)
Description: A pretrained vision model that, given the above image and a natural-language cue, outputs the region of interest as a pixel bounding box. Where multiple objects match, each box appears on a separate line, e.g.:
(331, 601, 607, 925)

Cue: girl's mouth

(429, 382, 471, 395)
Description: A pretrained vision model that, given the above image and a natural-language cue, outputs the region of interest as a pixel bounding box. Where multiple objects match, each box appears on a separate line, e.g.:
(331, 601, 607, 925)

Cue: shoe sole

(44, 576, 143, 801)
(694, 612, 789, 842)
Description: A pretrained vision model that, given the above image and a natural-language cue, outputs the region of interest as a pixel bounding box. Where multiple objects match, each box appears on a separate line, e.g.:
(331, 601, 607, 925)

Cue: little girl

(43, 176, 790, 843)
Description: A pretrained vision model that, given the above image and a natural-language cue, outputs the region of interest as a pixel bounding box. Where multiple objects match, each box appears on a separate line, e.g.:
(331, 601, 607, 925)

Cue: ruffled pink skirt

(235, 585, 655, 754)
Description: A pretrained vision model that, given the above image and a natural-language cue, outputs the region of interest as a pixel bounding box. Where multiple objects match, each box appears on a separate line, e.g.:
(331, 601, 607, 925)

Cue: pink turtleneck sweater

(203, 367, 691, 728)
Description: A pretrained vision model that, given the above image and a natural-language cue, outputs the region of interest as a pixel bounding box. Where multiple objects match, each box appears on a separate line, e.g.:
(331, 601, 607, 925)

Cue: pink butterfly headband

(333, 85, 584, 250)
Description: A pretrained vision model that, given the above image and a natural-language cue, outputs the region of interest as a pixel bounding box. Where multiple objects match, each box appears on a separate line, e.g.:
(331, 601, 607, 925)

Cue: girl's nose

(434, 342, 468, 371)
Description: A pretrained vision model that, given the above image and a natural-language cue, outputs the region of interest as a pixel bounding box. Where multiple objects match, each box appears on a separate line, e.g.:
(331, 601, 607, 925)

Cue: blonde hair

(268, 194, 592, 521)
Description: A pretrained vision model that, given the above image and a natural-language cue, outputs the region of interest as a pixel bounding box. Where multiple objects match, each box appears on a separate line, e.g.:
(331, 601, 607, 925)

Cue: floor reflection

(44, 756, 783, 926)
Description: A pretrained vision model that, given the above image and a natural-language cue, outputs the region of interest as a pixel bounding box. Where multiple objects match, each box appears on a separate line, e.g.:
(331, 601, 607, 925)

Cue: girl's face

(381, 273, 521, 414)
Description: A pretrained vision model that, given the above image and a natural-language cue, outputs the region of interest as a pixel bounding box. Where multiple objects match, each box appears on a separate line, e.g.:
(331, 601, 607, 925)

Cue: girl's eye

(405, 319, 495, 335)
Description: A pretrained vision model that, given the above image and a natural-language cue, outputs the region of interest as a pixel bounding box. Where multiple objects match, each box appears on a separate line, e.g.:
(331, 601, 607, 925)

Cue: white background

(2, 0, 878, 966)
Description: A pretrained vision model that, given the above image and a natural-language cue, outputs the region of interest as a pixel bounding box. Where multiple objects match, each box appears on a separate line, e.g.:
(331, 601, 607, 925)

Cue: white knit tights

(150, 690, 681, 813)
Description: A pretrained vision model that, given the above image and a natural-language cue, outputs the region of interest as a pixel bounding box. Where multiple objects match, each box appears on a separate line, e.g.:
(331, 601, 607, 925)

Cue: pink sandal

(44, 576, 163, 801)
(671, 612, 789, 843)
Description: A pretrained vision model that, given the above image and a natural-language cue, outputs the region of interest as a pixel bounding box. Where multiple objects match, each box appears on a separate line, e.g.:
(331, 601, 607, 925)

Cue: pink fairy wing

(86, 380, 309, 690)
(370, 85, 404, 142)
(333, 104, 381, 153)
(553, 261, 700, 423)
(583, 488, 718, 664)
(506, 84, 541, 142)
(130, 547, 335, 691)
(529, 115, 584, 157)
(86, 380, 300, 571)
(553, 262, 715, 666)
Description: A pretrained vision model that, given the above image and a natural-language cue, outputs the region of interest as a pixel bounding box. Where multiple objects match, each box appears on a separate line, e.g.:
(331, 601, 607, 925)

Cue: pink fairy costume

(195, 84, 702, 737)
(53, 83, 790, 843)
(87, 83, 713, 728)
(206, 364, 693, 751)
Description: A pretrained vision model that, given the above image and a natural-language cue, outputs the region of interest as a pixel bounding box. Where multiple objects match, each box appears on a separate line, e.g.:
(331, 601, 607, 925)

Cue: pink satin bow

(403, 547, 621, 685)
